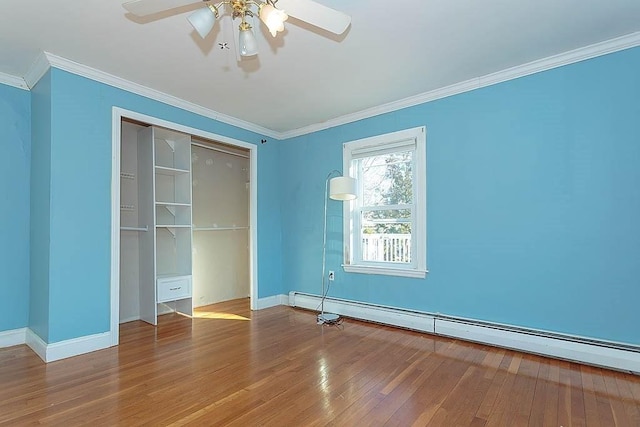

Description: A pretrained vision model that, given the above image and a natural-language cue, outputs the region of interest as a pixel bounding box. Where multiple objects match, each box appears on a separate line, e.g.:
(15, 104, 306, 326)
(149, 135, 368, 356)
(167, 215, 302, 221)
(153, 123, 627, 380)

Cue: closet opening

(112, 109, 257, 344)
(190, 137, 251, 308)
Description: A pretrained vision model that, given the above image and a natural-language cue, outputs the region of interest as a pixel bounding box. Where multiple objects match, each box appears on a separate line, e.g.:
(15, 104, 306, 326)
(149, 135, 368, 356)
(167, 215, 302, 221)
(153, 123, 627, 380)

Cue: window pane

(360, 151, 413, 206)
(361, 210, 412, 263)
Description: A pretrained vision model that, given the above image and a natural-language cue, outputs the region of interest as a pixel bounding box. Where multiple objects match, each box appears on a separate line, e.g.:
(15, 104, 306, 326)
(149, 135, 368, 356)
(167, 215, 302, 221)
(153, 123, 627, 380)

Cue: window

(342, 127, 427, 278)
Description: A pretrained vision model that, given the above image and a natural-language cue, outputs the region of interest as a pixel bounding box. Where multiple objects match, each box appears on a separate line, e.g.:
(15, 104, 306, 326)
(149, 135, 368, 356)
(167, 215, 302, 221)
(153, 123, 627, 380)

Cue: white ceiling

(1, 1, 640, 135)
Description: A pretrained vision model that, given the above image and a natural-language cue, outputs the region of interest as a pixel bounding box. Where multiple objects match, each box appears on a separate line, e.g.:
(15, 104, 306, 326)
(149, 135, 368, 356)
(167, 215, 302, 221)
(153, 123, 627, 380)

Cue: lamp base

(317, 312, 340, 325)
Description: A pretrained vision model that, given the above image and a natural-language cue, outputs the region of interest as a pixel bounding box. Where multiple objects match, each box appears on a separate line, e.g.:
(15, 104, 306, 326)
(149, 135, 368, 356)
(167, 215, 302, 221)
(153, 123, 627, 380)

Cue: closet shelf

(155, 201, 191, 207)
(121, 226, 149, 232)
(155, 166, 190, 176)
(156, 224, 191, 228)
(193, 226, 249, 231)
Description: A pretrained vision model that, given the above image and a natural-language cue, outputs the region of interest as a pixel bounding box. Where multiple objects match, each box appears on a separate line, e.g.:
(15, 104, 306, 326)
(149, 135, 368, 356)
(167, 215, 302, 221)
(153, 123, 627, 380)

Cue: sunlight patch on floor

(193, 311, 250, 321)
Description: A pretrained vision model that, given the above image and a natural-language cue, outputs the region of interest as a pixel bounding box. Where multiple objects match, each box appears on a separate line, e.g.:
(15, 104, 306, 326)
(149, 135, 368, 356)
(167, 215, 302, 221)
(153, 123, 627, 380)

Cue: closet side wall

(119, 122, 143, 323)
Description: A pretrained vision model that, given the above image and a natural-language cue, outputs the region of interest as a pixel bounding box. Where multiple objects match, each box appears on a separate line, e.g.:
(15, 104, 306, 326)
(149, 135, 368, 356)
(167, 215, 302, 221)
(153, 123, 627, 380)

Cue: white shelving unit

(137, 126, 193, 325)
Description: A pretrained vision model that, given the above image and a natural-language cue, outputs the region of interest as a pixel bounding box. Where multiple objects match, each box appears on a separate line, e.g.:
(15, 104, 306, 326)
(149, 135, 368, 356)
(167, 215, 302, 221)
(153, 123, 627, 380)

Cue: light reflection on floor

(192, 311, 251, 321)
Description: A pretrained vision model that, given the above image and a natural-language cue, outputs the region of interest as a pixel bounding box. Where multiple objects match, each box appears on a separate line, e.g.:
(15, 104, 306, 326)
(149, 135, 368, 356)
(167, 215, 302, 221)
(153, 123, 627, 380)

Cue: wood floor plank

(474, 350, 511, 422)
(543, 358, 561, 427)
(569, 362, 588, 426)
(614, 371, 640, 426)
(603, 370, 632, 426)
(528, 358, 550, 426)
(592, 364, 618, 426)
(511, 354, 541, 425)
(582, 364, 603, 427)
(484, 353, 522, 426)
(1, 299, 639, 426)
(557, 360, 575, 426)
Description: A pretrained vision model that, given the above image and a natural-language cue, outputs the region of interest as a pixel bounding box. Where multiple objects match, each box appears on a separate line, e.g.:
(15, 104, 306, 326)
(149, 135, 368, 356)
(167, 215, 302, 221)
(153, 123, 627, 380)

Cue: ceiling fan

(122, 0, 351, 58)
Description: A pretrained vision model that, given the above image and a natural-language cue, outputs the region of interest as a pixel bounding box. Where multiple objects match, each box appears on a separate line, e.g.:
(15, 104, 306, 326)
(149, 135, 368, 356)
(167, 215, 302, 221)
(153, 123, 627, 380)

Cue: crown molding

(23, 51, 51, 89)
(478, 31, 640, 88)
(280, 31, 640, 140)
(0, 71, 28, 90)
(24, 52, 280, 139)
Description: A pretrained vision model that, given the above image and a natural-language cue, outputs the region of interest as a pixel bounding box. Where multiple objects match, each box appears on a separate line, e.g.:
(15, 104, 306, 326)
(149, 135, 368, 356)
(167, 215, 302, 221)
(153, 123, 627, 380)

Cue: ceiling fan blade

(123, 0, 201, 17)
(276, 0, 351, 35)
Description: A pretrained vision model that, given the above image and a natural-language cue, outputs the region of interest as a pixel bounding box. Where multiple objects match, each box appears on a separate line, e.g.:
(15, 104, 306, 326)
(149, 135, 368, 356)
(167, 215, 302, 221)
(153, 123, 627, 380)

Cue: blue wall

(0, 83, 31, 332)
(280, 47, 640, 345)
(30, 69, 283, 343)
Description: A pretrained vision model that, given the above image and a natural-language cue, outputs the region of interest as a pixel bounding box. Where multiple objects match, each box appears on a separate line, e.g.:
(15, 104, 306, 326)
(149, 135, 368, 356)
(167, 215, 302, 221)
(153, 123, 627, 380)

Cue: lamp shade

(238, 25, 259, 56)
(329, 176, 357, 200)
(188, 7, 216, 38)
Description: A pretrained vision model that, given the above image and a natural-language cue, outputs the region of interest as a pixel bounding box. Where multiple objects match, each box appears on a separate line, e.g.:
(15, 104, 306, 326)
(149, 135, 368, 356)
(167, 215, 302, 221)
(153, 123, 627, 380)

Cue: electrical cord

(314, 278, 332, 312)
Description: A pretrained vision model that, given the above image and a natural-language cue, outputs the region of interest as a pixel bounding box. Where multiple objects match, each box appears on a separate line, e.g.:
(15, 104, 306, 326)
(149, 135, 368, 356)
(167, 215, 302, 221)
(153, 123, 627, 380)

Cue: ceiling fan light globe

(239, 26, 259, 56)
(259, 4, 288, 37)
(187, 7, 216, 38)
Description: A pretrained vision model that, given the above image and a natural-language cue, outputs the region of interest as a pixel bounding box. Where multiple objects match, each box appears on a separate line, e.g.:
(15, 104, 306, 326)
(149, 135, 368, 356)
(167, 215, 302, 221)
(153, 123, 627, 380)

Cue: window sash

(358, 153, 413, 207)
(359, 212, 415, 266)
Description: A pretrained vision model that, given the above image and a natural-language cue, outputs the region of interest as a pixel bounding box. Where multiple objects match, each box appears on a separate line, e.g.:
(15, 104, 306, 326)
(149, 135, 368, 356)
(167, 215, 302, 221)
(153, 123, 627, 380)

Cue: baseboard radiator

(288, 291, 640, 374)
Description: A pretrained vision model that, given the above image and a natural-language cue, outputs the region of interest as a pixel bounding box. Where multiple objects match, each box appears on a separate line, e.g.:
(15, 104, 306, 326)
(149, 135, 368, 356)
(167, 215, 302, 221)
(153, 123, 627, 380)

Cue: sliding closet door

(191, 144, 250, 306)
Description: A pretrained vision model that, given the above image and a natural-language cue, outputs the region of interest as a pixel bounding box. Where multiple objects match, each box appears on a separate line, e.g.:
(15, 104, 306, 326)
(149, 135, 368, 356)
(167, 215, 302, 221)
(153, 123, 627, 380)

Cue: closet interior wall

(191, 142, 250, 307)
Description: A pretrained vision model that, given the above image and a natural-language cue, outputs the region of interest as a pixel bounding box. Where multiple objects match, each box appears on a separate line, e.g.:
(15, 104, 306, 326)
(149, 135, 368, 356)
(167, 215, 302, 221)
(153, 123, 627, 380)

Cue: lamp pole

(318, 170, 357, 325)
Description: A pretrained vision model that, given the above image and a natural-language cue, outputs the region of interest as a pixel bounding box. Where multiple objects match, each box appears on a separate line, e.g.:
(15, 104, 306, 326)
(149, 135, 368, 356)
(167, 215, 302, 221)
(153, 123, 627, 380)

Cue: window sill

(342, 264, 428, 279)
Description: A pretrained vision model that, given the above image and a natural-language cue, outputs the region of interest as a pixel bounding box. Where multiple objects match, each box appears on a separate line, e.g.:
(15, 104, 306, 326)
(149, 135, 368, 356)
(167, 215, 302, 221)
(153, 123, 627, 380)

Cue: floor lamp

(318, 171, 357, 325)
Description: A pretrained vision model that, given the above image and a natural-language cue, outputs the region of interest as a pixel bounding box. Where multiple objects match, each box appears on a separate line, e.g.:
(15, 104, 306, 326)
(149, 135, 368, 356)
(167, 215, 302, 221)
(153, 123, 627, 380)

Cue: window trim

(342, 126, 427, 278)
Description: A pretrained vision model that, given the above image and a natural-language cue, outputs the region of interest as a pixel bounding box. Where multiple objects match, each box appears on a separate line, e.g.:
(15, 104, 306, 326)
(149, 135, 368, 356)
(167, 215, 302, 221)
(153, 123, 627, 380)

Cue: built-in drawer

(157, 275, 192, 303)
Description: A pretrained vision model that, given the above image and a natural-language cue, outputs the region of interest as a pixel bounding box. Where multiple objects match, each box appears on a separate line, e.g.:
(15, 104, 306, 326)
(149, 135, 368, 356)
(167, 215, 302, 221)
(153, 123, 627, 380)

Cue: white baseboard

(435, 319, 640, 374)
(0, 328, 27, 348)
(255, 294, 289, 310)
(289, 292, 435, 333)
(26, 329, 114, 363)
(288, 291, 640, 373)
(25, 329, 47, 361)
(118, 315, 141, 324)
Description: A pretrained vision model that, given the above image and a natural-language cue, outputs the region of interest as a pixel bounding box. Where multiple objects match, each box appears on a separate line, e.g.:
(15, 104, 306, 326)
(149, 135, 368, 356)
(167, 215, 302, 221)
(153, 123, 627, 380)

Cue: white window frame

(342, 126, 427, 278)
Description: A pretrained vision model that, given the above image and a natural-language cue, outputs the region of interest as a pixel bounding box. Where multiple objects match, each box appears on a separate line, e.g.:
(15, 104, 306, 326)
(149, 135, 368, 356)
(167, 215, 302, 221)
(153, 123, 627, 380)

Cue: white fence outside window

(362, 234, 411, 263)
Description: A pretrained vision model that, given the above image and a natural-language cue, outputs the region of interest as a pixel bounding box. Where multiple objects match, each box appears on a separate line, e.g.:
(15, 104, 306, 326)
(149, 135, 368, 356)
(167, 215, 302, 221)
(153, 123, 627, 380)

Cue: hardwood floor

(1, 298, 639, 426)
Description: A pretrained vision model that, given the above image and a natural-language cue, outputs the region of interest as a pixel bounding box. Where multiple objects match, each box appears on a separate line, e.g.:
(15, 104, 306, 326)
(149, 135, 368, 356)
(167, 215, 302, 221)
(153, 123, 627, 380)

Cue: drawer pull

(169, 286, 182, 291)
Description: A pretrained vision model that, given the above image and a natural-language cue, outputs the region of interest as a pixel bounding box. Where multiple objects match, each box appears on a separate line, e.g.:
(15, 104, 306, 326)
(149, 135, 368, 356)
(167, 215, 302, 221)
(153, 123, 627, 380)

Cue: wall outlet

(328, 270, 335, 281)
